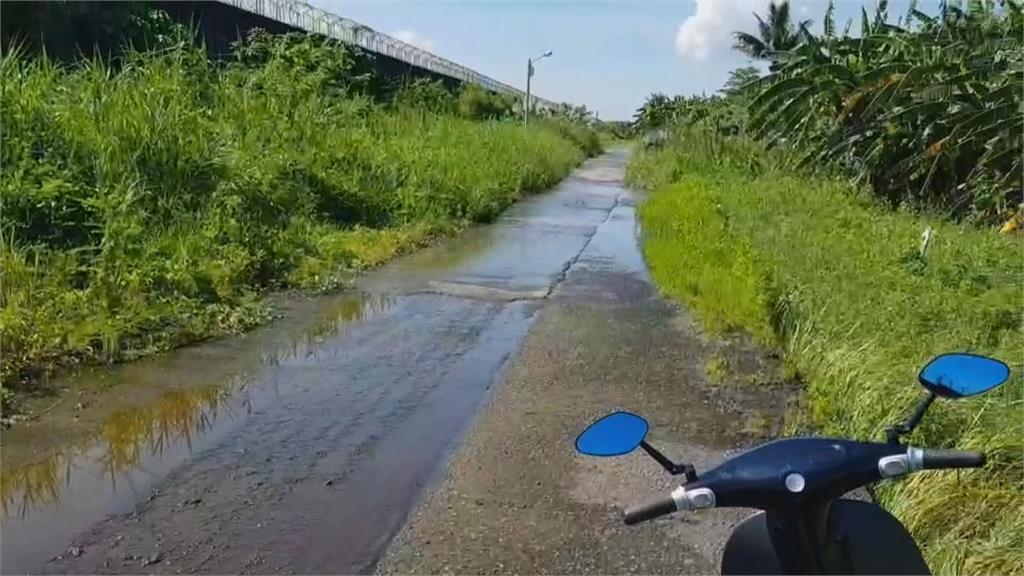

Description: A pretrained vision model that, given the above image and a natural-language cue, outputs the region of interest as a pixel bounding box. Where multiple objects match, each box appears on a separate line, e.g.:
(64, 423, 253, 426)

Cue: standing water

(1, 151, 636, 574)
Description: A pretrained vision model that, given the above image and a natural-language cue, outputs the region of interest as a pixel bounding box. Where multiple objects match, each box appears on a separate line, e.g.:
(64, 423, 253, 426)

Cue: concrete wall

(157, 1, 472, 93)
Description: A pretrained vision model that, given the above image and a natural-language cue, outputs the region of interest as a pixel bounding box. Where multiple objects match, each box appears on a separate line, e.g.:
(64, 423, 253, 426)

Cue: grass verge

(630, 130, 1022, 576)
(1, 45, 597, 401)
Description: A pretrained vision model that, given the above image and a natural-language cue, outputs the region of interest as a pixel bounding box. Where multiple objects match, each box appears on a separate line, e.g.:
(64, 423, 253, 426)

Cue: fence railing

(217, 0, 556, 108)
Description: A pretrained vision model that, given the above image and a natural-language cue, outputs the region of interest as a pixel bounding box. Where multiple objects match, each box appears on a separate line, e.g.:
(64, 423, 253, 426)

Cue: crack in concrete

(543, 196, 621, 299)
(393, 195, 624, 304)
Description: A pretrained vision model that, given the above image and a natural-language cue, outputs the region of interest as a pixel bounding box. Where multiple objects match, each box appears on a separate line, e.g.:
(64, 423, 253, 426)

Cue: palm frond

(733, 32, 767, 59)
(824, 0, 836, 38)
(841, 18, 854, 37)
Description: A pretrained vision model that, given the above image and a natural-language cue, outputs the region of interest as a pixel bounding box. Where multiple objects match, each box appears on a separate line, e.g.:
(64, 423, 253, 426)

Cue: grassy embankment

(1, 40, 600, 400)
(628, 130, 1022, 576)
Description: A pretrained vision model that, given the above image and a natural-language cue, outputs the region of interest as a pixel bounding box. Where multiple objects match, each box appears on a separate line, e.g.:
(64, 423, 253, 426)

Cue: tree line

(635, 0, 1022, 224)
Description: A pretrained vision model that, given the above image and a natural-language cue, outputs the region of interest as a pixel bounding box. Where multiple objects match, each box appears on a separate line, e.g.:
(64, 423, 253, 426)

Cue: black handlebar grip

(922, 449, 986, 470)
(623, 497, 678, 525)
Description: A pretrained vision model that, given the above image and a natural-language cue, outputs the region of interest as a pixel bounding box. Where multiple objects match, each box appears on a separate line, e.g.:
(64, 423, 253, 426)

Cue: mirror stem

(905, 392, 937, 431)
(639, 441, 698, 481)
(886, 392, 937, 444)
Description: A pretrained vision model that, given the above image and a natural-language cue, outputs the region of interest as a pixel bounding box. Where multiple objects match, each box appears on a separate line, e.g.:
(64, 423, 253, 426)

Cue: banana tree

(742, 0, 1022, 220)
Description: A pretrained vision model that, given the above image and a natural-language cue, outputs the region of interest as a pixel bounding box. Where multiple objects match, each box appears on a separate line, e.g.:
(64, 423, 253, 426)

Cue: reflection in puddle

(1, 451, 61, 518)
(1, 293, 393, 518)
(1, 384, 231, 518)
(261, 293, 393, 365)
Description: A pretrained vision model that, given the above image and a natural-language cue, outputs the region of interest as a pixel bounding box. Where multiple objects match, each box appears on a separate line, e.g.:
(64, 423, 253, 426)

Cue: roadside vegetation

(628, 1, 1022, 574)
(634, 0, 1022, 225)
(0, 13, 601, 402)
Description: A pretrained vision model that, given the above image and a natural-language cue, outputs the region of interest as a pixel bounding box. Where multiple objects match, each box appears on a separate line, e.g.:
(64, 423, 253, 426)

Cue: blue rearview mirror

(576, 411, 649, 456)
(918, 353, 1010, 398)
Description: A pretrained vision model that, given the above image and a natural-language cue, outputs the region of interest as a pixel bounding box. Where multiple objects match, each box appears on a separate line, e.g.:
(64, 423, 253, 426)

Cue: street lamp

(525, 50, 553, 124)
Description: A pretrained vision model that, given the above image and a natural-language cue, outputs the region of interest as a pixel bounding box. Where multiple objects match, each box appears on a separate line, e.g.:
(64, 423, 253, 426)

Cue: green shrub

(538, 119, 603, 158)
(456, 83, 519, 120)
(229, 29, 378, 100)
(643, 1, 1023, 224)
(743, 1, 1023, 223)
(393, 78, 456, 115)
(0, 37, 592, 391)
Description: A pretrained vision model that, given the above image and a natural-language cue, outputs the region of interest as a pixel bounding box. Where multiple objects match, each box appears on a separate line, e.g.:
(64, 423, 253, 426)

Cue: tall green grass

(1, 44, 595, 394)
(630, 129, 1022, 575)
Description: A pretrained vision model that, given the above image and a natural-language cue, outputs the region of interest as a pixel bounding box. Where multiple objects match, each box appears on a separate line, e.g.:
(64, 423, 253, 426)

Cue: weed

(1, 38, 598, 395)
(740, 413, 772, 439)
(704, 353, 730, 386)
(631, 131, 1023, 575)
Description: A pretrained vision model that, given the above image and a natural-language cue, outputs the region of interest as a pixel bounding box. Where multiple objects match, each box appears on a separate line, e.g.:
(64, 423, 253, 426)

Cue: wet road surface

(377, 152, 796, 574)
(1, 150, 794, 575)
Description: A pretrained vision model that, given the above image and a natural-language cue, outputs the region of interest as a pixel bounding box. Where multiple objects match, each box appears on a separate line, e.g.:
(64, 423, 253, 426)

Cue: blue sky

(309, 1, 939, 121)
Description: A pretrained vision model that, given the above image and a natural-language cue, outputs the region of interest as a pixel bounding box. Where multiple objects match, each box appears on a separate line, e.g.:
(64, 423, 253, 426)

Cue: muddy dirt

(1, 150, 795, 575)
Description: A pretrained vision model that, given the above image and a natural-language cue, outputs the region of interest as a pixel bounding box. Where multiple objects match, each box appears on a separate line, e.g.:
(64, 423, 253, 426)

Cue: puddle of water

(575, 203, 649, 276)
(2, 383, 229, 519)
(359, 187, 617, 299)
(281, 300, 538, 573)
(3, 294, 539, 574)
(0, 292, 393, 569)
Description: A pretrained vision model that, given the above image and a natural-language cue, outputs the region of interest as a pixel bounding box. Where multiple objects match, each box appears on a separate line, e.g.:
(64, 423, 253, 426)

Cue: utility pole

(525, 51, 552, 124)
(525, 59, 532, 124)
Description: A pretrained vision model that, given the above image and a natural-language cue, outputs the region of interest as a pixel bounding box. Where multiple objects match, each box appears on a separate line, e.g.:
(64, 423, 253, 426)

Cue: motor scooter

(575, 352, 1010, 575)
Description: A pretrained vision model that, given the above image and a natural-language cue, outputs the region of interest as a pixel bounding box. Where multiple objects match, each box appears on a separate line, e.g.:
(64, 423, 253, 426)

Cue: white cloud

(391, 30, 435, 53)
(675, 0, 816, 62)
(676, 0, 769, 62)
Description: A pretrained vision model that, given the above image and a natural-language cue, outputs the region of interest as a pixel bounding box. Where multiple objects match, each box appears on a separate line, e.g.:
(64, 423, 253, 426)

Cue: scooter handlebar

(623, 496, 677, 525)
(921, 449, 985, 470)
(617, 443, 985, 525)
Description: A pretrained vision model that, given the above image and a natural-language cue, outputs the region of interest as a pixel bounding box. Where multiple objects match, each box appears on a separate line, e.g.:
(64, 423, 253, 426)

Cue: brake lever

(639, 441, 699, 482)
